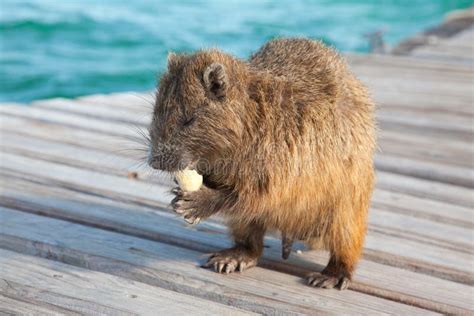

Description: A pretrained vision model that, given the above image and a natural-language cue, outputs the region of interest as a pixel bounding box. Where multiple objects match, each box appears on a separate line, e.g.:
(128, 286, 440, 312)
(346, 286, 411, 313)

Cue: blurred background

(0, 0, 471, 103)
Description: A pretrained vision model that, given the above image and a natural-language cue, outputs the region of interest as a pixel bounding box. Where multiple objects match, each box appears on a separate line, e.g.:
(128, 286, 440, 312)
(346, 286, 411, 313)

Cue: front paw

(171, 187, 209, 225)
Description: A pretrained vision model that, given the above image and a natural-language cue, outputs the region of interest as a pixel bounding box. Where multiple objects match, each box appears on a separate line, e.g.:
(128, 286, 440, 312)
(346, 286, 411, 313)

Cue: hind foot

(307, 272, 350, 290)
(202, 247, 258, 274)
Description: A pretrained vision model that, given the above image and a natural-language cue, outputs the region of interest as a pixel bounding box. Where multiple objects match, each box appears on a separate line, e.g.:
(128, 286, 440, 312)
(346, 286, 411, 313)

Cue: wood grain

(0, 249, 252, 316)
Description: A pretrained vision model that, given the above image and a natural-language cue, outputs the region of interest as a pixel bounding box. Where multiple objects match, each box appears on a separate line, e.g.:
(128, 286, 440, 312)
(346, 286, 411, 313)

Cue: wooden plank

(347, 53, 472, 73)
(377, 115, 472, 143)
(0, 249, 251, 316)
(354, 66, 473, 85)
(379, 102, 471, 118)
(0, 113, 139, 159)
(360, 75, 473, 99)
(0, 131, 164, 185)
(0, 130, 143, 173)
(379, 130, 473, 168)
(376, 171, 473, 208)
(32, 98, 150, 126)
(0, 103, 137, 138)
(0, 295, 80, 316)
(371, 190, 473, 229)
(0, 151, 170, 207)
(77, 92, 155, 112)
(371, 208, 472, 250)
(412, 43, 474, 62)
(0, 175, 472, 314)
(0, 208, 436, 315)
(372, 88, 473, 113)
(378, 108, 473, 132)
(445, 28, 474, 43)
(375, 154, 474, 188)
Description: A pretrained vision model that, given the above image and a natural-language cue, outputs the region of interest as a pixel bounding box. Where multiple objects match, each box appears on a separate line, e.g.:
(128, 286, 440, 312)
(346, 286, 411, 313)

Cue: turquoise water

(1, 0, 471, 103)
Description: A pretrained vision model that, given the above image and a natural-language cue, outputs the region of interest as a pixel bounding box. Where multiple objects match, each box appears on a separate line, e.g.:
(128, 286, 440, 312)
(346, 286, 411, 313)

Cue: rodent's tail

(281, 232, 294, 260)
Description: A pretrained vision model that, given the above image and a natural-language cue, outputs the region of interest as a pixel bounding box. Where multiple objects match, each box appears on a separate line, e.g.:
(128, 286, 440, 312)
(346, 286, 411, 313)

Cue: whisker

(130, 91, 156, 110)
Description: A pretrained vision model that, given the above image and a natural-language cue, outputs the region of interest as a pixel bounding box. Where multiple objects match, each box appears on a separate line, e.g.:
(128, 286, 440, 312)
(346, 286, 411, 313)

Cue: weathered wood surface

(0, 174, 471, 314)
(409, 27, 474, 63)
(0, 249, 252, 316)
(0, 209, 436, 315)
(391, 6, 473, 64)
(1, 27, 473, 315)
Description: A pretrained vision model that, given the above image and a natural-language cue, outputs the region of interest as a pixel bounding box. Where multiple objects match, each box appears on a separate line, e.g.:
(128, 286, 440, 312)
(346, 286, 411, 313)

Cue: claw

(184, 213, 200, 225)
(170, 187, 203, 225)
(217, 263, 225, 273)
(171, 187, 181, 195)
(338, 277, 350, 290)
(237, 261, 245, 272)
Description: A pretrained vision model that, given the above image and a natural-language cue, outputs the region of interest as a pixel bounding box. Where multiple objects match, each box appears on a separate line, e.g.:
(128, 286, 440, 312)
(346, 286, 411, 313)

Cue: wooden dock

(1, 28, 473, 315)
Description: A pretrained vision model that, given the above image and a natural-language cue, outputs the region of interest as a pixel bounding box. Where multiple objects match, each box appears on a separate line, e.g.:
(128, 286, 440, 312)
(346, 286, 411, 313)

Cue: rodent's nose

(147, 144, 187, 172)
(148, 157, 157, 169)
(147, 148, 161, 170)
(148, 148, 175, 171)
(149, 156, 170, 171)
(148, 157, 160, 170)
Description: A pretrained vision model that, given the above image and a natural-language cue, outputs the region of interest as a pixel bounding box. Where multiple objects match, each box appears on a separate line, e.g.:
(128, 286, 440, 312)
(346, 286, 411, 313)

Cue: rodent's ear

(167, 52, 182, 71)
(203, 63, 227, 101)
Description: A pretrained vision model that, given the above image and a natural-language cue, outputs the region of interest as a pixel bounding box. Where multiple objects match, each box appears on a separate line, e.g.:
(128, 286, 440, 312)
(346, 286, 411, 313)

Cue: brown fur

(149, 38, 376, 289)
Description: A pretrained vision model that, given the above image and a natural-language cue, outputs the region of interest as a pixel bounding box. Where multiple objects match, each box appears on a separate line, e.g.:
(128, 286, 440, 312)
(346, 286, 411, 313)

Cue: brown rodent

(148, 38, 376, 290)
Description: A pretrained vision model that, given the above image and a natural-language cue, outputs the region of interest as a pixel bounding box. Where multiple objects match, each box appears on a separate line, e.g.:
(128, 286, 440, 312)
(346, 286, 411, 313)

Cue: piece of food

(174, 169, 203, 192)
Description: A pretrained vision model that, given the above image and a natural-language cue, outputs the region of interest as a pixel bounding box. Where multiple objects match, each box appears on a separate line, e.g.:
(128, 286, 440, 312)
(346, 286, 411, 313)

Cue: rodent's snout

(147, 146, 172, 171)
(147, 153, 162, 170)
(147, 144, 192, 172)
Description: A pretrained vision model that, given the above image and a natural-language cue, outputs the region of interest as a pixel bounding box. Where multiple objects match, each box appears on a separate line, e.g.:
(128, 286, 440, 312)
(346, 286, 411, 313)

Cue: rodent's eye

(182, 116, 196, 127)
